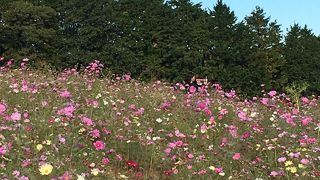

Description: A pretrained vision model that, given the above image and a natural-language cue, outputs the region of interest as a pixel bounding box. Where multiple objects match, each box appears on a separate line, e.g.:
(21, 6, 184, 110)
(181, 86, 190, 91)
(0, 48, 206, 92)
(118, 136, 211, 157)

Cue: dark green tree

(244, 6, 285, 93)
(0, 1, 58, 65)
(283, 24, 320, 93)
(206, 0, 238, 88)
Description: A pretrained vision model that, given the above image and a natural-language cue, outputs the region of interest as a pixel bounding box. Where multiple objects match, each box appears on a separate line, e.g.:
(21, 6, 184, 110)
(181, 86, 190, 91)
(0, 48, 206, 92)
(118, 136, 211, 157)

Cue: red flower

(126, 160, 139, 168)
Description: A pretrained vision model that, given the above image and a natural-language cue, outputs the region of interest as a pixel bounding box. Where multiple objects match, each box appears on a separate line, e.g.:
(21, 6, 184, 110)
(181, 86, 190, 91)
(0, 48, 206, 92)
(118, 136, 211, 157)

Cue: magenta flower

(93, 140, 105, 150)
(301, 116, 312, 126)
(81, 116, 94, 126)
(189, 86, 196, 93)
(0, 146, 7, 155)
(102, 157, 110, 165)
(57, 105, 75, 117)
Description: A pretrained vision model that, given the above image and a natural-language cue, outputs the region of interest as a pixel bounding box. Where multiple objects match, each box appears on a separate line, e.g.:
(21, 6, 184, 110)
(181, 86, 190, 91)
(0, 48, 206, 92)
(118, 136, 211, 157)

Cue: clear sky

(191, 0, 320, 36)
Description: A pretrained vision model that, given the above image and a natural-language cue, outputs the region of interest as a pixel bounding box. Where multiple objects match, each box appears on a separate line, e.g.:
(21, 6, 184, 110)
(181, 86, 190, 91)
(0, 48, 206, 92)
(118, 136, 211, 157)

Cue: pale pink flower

(261, 98, 269, 105)
(300, 158, 309, 165)
(0, 103, 6, 114)
(238, 111, 248, 121)
(11, 112, 21, 121)
(81, 116, 94, 126)
(175, 130, 186, 138)
(59, 90, 71, 98)
(228, 125, 238, 138)
(91, 129, 100, 138)
(232, 153, 241, 160)
(57, 105, 75, 117)
(268, 90, 277, 97)
(277, 157, 286, 162)
(270, 171, 278, 177)
(187, 153, 194, 159)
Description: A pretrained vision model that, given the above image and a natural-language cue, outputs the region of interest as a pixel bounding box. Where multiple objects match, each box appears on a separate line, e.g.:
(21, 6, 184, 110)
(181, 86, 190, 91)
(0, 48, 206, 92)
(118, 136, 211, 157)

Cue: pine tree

(244, 6, 285, 92)
(0, 1, 58, 64)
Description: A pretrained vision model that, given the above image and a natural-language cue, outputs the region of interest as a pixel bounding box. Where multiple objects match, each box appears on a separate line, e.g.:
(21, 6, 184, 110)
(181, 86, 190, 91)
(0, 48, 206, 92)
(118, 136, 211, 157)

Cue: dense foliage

(1, 0, 320, 96)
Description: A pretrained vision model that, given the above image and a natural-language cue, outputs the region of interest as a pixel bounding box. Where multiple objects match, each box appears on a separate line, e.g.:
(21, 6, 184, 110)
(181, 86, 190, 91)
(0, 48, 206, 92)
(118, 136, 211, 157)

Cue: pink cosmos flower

(220, 137, 228, 147)
(261, 98, 269, 105)
(270, 171, 278, 177)
(300, 159, 309, 165)
(301, 97, 309, 104)
(228, 125, 238, 138)
(102, 157, 110, 165)
(59, 90, 71, 98)
(301, 116, 312, 126)
(59, 171, 72, 180)
(57, 105, 75, 117)
(175, 130, 186, 138)
(91, 129, 100, 138)
(187, 153, 194, 159)
(232, 153, 241, 160)
(58, 135, 66, 144)
(214, 167, 223, 174)
(81, 116, 94, 126)
(93, 140, 105, 150)
(277, 157, 286, 162)
(0, 103, 6, 114)
(241, 132, 251, 139)
(197, 101, 207, 110)
(189, 86, 196, 93)
(238, 111, 248, 121)
(225, 90, 236, 98)
(11, 112, 21, 121)
(0, 146, 7, 155)
(268, 90, 277, 97)
(18, 176, 29, 180)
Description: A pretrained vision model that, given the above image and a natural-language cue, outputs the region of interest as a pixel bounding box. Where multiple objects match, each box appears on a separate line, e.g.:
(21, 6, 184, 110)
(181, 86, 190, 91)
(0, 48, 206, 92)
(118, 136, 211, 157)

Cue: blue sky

(191, 0, 320, 36)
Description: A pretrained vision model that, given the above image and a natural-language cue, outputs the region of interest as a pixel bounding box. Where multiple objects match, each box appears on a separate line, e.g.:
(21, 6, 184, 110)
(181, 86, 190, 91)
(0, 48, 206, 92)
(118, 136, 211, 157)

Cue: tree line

(1, 0, 319, 96)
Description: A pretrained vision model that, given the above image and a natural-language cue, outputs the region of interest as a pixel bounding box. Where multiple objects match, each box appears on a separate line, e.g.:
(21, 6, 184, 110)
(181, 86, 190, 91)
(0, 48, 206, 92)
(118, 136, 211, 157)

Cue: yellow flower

(298, 164, 306, 169)
(209, 166, 216, 171)
(290, 167, 297, 173)
(39, 164, 53, 175)
(78, 128, 86, 134)
(36, 144, 43, 151)
(285, 161, 293, 166)
(256, 144, 261, 150)
(45, 140, 51, 145)
(91, 168, 99, 176)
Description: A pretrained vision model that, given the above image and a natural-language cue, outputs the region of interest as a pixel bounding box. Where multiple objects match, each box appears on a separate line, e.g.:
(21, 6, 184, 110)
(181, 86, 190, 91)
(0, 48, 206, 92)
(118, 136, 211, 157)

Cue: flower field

(0, 60, 319, 179)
